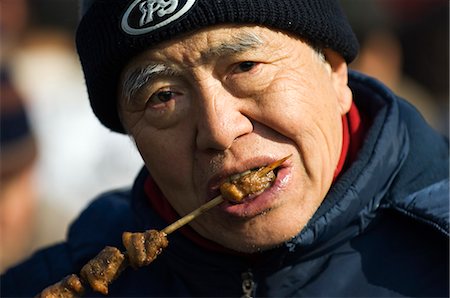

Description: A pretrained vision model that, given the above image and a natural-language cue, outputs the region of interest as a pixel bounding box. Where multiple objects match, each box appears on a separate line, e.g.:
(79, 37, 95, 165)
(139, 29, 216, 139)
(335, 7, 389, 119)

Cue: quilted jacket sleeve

(1, 243, 75, 297)
(1, 189, 136, 297)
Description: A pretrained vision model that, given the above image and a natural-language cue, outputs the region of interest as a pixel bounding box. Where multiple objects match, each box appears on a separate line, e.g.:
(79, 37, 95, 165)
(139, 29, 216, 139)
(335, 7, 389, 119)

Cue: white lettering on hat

(122, 0, 196, 35)
(139, 0, 178, 26)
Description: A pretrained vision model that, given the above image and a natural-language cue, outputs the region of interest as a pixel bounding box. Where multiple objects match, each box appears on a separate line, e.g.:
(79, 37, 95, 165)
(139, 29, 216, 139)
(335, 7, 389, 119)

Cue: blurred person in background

(389, 0, 449, 135)
(0, 0, 39, 273)
(3, 0, 143, 253)
(0, 71, 38, 273)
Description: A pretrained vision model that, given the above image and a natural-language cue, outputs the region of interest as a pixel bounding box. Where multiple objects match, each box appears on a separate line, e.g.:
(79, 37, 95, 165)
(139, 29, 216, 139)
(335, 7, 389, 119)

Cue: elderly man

(2, 0, 448, 297)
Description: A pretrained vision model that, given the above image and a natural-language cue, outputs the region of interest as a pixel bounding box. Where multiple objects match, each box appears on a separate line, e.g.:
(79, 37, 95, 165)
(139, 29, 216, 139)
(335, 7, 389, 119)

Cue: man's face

(118, 25, 352, 253)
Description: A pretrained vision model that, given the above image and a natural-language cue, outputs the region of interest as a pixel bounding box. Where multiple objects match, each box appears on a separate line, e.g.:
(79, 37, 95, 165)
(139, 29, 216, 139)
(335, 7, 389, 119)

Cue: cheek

(258, 71, 341, 139)
(133, 127, 204, 217)
(133, 126, 194, 190)
(257, 70, 344, 182)
(119, 94, 194, 183)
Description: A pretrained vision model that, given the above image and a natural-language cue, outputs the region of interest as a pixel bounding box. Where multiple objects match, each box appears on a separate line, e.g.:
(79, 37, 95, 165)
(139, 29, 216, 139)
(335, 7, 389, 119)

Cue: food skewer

(37, 154, 292, 297)
(163, 154, 293, 233)
(220, 154, 292, 203)
(161, 195, 224, 235)
(256, 154, 292, 177)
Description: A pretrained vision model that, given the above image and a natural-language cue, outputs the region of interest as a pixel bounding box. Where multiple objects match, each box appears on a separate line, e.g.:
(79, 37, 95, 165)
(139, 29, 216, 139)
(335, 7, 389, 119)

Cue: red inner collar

(144, 174, 233, 253)
(334, 101, 365, 180)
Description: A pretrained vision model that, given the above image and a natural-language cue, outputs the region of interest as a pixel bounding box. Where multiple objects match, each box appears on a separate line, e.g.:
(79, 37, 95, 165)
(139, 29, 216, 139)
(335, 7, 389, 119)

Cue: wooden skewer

(161, 195, 224, 235)
(257, 154, 292, 177)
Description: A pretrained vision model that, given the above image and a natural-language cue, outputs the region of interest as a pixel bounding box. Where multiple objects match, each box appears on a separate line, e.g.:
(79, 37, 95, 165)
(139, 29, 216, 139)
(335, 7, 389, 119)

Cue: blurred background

(0, 0, 143, 272)
(342, 0, 449, 133)
(0, 0, 448, 273)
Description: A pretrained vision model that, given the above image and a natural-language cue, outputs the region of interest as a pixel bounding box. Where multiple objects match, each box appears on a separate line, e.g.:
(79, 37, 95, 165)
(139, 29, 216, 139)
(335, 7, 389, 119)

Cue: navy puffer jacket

(2, 72, 449, 297)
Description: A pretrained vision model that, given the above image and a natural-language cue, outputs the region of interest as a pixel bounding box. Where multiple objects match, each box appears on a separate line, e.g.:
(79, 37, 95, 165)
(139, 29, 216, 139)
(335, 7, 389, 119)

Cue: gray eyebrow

(121, 63, 177, 103)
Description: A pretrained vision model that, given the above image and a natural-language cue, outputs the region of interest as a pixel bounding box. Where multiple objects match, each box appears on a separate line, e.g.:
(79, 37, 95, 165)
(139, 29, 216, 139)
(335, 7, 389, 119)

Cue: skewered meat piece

(79, 246, 126, 295)
(122, 230, 168, 268)
(220, 154, 291, 203)
(37, 274, 84, 298)
(220, 169, 275, 203)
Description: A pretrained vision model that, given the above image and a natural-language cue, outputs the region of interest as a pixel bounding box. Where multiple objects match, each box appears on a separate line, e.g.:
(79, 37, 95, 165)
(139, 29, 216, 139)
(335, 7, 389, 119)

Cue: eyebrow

(121, 31, 265, 102)
(122, 63, 177, 103)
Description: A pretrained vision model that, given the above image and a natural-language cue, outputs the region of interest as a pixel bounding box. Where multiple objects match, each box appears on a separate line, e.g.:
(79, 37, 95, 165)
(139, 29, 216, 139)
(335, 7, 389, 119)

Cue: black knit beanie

(76, 0, 359, 133)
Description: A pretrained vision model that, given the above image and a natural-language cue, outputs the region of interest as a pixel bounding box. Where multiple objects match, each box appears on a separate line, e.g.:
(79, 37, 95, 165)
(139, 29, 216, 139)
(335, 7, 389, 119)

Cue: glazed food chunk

(122, 230, 169, 268)
(220, 155, 291, 203)
(37, 274, 84, 298)
(80, 246, 126, 295)
(220, 169, 275, 202)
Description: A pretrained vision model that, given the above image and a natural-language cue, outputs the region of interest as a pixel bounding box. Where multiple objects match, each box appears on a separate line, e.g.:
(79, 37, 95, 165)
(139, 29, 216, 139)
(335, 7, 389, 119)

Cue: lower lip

(218, 167, 291, 218)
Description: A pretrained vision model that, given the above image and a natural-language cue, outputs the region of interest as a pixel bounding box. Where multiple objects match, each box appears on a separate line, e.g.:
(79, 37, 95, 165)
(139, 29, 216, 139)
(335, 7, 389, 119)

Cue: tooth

(239, 170, 251, 177)
(230, 170, 252, 182)
(230, 173, 240, 181)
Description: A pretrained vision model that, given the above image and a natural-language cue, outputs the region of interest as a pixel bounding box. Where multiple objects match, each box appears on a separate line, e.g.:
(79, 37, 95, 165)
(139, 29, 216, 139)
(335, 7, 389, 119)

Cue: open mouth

(219, 155, 292, 204)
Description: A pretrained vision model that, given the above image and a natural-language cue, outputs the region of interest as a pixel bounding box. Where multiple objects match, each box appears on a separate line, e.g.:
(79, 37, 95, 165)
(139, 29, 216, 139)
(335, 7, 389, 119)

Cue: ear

(323, 49, 353, 115)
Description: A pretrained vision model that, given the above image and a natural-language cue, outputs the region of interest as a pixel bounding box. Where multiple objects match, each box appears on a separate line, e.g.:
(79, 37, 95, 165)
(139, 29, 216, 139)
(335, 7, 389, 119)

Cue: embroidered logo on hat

(121, 0, 196, 35)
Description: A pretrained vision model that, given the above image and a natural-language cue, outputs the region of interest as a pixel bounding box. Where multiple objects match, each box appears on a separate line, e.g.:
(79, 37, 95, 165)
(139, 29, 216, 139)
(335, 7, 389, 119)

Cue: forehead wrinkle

(199, 31, 265, 62)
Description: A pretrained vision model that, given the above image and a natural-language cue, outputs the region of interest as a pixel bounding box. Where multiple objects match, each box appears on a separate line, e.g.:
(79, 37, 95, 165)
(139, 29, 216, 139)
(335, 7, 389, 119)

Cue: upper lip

(205, 155, 288, 200)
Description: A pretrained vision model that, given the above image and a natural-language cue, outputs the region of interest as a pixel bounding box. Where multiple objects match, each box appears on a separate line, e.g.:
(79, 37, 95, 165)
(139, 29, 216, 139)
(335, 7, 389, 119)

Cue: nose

(194, 83, 253, 151)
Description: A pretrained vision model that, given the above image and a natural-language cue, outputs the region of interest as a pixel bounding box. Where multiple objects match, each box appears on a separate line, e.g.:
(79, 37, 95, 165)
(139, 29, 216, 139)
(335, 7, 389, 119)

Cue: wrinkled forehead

(119, 25, 269, 86)
(129, 25, 269, 62)
(122, 24, 312, 75)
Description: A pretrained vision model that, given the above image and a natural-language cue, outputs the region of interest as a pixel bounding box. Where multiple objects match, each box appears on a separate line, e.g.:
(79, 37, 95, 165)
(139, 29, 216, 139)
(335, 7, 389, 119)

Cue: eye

(235, 61, 258, 73)
(147, 90, 179, 109)
(155, 90, 175, 103)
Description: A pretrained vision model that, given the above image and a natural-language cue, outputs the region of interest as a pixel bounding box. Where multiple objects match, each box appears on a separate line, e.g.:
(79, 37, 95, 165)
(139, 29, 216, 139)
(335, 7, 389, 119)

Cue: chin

(196, 215, 304, 254)
(230, 239, 287, 254)
(218, 230, 297, 253)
